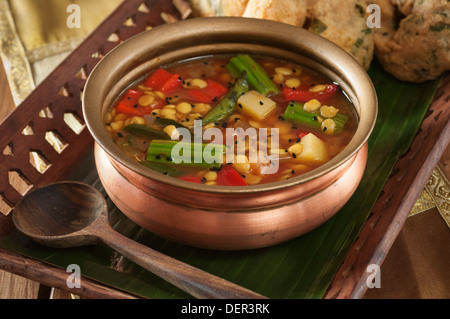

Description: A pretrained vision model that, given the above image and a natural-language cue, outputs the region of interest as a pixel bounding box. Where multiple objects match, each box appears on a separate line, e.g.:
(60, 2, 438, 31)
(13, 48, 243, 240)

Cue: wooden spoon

(12, 181, 266, 299)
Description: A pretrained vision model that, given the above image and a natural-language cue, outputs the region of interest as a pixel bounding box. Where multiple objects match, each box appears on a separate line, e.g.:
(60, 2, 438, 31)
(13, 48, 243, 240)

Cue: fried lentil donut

(373, 0, 450, 82)
(305, 0, 375, 70)
(188, 0, 372, 69)
(188, 0, 249, 17)
(392, 0, 416, 15)
(188, 0, 307, 27)
(242, 0, 308, 27)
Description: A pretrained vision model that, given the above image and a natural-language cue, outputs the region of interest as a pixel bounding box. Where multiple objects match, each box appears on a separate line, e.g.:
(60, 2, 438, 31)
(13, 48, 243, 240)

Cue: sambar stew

(105, 55, 358, 186)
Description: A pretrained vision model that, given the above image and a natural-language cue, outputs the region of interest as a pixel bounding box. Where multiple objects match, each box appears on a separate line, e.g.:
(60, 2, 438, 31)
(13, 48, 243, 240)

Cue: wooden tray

(0, 0, 449, 299)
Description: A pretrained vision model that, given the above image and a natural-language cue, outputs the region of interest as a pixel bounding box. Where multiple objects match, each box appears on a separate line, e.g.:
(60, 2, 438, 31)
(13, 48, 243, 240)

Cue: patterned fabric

(0, 0, 122, 103)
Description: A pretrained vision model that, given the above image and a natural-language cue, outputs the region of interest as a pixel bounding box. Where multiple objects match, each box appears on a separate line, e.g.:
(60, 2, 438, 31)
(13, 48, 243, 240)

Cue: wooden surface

(0, 0, 178, 299)
(0, 57, 41, 299)
(325, 74, 450, 299)
(0, 0, 448, 299)
(1, 52, 449, 299)
(12, 181, 267, 299)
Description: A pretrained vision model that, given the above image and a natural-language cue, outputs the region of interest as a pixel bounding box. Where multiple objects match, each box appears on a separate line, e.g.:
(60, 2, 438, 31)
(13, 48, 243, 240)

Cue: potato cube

(238, 91, 276, 120)
(295, 133, 328, 163)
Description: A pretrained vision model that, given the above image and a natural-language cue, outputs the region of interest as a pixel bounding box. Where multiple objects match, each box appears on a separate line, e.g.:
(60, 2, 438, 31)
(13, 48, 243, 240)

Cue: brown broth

(105, 55, 358, 186)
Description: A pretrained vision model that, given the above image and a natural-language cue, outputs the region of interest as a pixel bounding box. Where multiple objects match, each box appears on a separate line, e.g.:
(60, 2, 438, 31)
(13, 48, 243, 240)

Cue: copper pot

(83, 17, 377, 250)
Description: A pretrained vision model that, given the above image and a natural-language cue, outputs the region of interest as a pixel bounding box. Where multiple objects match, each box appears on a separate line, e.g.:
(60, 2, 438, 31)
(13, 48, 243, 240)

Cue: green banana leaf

(0, 59, 442, 299)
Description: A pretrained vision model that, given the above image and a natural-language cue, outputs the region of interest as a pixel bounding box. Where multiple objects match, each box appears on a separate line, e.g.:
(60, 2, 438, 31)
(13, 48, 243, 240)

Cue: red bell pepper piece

(187, 79, 228, 103)
(216, 165, 248, 186)
(144, 68, 173, 88)
(160, 74, 182, 93)
(179, 175, 202, 184)
(205, 79, 228, 97)
(115, 89, 149, 116)
(187, 90, 213, 103)
(115, 88, 167, 116)
(124, 89, 143, 100)
(151, 99, 166, 110)
(283, 84, 337, 103)
(117, 103, 159, 116)
(144, 68, 182, 93)
(116, 102, 150, 116)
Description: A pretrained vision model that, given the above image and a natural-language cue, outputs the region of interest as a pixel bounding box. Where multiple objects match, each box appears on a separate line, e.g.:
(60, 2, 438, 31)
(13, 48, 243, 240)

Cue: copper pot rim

(82, 17, 377, 194)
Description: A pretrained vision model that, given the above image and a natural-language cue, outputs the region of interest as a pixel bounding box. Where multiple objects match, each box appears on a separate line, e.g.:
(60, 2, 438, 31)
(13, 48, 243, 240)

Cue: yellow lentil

(321, 119, 336, 135)
(203, 171, 218, 181)
(285, 78, 301, 89)
(272, 73, 284, 84)
(189, 112, 202, 121)
(309, 84, 327, 93)
(110, 120, 124, 131)
(320, 105, 339, 118)
(151, 109, 160, 117)
(291, 164, 309, 171)
(288, 143, 303, 156)
(190, 78, 208, 89)
(130, 116, 146, 125)
(138, 94, 155, 107)
(163, 125, 180, 140)
(303, 99, 321, 113)
(160, 108, 177, 118)
(233, 155, 251, 174)
(176, 102, 193, 114)
(280, 174, 291, 181)
(183, 78, 207, 89)
(243, 173, 262, 185)
(192, 103, 211, 114)
(202, 122, 216, 130)
(270, 148, 289, 155)
(105, 112, 113, 123)
(281, 169, 295, 176)
(292, 68, 302, 75)
(114, 113, 127, 121)
(275, 67, 292, 75)
(154, 91, 165, 100)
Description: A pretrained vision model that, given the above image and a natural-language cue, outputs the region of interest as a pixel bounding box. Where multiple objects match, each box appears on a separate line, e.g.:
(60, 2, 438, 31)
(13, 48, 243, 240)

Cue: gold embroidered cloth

(0, 0, 122, 103)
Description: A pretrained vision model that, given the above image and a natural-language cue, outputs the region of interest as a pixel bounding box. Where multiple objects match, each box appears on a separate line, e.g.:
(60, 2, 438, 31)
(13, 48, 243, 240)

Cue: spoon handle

(95, 224, 267, 299)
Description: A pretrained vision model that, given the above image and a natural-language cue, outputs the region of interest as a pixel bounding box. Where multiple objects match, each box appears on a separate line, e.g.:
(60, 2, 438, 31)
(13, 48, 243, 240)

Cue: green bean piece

(156, 118, 188, 129)
(123, 124, 171, 140)
(283, 102, 348, 133)
(227, 55, 279, 95)
(202, 72, 249, 125)
(146, 140, 225, 168)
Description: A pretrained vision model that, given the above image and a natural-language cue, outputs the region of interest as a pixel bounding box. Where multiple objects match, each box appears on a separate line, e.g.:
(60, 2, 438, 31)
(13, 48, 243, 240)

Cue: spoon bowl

(12, 181, 266, 299)
(13, 182, 105, 248)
